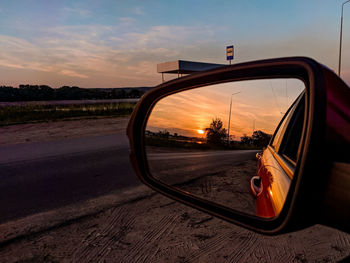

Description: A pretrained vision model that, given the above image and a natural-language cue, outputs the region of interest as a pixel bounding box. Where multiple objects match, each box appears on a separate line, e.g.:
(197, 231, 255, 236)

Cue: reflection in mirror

(145, 79, 305, 218)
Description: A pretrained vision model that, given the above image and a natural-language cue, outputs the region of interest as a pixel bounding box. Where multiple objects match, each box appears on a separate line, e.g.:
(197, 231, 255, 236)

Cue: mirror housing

(127, 57, 350, 234)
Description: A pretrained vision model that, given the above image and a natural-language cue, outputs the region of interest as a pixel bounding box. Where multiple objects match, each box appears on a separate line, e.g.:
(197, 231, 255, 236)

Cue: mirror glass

(145, 78, 305, 218)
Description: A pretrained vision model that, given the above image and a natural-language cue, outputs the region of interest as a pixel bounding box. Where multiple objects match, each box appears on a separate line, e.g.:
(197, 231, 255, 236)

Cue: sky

(0, 0, 349, 88)
(147, 78, 305, 138)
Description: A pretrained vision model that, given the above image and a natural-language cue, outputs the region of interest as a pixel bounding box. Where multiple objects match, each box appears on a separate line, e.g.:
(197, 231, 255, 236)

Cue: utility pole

(339, 0, 350, 76)
(227, 91, 241, 144)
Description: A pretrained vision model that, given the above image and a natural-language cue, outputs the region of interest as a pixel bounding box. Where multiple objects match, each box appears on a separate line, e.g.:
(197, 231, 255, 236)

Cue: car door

(255, 92, 305, 218)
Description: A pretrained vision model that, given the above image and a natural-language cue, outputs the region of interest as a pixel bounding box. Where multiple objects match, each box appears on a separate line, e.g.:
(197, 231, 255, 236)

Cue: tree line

(0, 85, 152, 102)
(205, 118, 272, 147)
(148, 118, 272, 150)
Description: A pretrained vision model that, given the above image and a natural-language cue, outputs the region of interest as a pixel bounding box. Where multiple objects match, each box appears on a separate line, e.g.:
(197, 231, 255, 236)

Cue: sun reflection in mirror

(197, 129, 205, 135)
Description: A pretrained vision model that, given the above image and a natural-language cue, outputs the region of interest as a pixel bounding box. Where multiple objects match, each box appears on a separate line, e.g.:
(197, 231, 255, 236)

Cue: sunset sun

(197, 129, 205, 135)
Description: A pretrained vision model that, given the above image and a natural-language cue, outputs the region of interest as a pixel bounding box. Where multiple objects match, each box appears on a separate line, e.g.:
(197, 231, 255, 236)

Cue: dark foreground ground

(1, 188, 350, 262)
(0, 118, 349, 262)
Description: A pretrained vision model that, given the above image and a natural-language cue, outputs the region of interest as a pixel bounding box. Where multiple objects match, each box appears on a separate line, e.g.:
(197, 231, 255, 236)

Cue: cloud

(60, 70, 88, 79)
(123, 25, 214, 50)
(130, 7, 143, 15)
(0, 23, 219, 87)
(4, 20, 347, 89)
(63, 7, 92, 18)
(119, 17, 136, 25)
(0, 35, 54, 72)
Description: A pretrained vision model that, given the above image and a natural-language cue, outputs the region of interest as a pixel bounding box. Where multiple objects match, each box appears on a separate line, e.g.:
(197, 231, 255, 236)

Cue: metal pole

(339, 0, 350, 76)
(227, 91, 241, 144)
(227, 97, 233, 144)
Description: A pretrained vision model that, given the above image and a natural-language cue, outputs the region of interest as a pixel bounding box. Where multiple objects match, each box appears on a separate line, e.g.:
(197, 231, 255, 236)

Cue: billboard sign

(226, 45, 234, 60)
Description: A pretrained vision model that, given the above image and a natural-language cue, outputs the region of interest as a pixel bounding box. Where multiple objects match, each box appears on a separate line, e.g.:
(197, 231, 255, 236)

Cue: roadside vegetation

(0, 102, 137, 126)
(0, 85, 152, 101)
(145, 118, 272, 151)
(0, 84, 151, 126)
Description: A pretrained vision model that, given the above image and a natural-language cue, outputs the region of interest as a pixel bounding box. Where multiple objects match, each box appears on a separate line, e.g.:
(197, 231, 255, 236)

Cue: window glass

(271, 92, 304, 153)
(280, 94, 305, 163)
(271, 107, 293, 152)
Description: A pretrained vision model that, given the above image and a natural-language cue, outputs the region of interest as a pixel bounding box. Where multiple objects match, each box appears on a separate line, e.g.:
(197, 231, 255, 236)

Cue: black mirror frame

(127, 57, 327, 234)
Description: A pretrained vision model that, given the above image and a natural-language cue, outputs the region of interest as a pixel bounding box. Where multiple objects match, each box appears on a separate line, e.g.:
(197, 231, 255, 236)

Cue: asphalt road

(146, 148, 258, 214)
(0, 136, 257, 224)
(147, 149, 258, 185)
(0, 132, 139, 224)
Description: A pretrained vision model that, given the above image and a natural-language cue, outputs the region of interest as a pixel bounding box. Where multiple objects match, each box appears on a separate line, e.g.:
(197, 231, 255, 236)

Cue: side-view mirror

(127, 57, 350, 234)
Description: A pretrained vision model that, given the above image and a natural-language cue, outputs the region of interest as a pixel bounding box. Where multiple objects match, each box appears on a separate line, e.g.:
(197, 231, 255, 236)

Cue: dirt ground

(179, 159, 257, 216)
(1, 192, 350, 262)
(0, 117, 129, 145)
(0, 118, 350, 262)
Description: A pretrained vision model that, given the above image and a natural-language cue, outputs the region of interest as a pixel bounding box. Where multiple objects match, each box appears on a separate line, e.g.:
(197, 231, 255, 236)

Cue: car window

(279, 94, 305, 163)
(271, 112, 289, 151)
(271, 92, 304, 154)
(271, 103, 295, 151)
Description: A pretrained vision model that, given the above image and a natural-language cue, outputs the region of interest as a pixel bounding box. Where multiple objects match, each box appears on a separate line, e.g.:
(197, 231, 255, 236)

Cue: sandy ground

(1, 191, 350, 262)
(0, 118, 350, 262)
(179, 159, 257, 216)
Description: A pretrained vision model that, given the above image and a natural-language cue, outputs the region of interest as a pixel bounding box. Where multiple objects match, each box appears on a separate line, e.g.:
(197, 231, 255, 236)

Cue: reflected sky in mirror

(147, 78, 305, 139)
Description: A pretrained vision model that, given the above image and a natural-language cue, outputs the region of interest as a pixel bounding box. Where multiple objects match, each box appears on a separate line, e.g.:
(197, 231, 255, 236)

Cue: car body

(128, 57, 350, 234)
(251, 92, 305, 218)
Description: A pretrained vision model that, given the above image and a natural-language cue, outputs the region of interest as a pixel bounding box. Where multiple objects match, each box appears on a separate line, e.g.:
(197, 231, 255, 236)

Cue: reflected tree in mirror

(145, 79, 305, 218)
(205, 118, 227, 146)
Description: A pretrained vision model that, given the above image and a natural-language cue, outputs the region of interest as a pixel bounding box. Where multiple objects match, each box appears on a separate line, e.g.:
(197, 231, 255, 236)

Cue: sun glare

(197, 129, 205, 135)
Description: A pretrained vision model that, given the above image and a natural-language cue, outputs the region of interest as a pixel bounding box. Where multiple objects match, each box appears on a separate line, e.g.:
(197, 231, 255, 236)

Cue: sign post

(226, 45, 234, 65)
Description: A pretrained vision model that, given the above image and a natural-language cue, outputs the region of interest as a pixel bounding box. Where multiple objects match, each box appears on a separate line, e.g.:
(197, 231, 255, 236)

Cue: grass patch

(0, 102, 136, 126)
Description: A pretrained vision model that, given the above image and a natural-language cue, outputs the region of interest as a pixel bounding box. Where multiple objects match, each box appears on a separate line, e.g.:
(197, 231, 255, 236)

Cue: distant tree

(0, 86, 18, 101)
(112, 89, 127, 99)
(111, 89, 119, 99)
(129, 89, 142, 98)
(205, 118, 227, 145)
(38, 85, 54, 100)
(157, 129, 170, 139)
(252, 130, 272, 147)
(240, 130, 272, 147)
(16, 84, 54, 101)
(18, 85, 39, 100)
(56, 86, 82, 100)
(240, 134, 252, 145)
(0, 85, 147, 102)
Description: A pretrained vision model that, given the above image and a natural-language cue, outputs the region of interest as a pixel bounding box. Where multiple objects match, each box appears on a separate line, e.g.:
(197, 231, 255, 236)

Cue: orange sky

(146, 78, 305, 139)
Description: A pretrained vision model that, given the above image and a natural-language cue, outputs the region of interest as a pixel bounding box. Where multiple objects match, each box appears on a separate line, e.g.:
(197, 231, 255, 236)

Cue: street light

(338, 0, 350, 76)
(227, 91, 241, 144)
